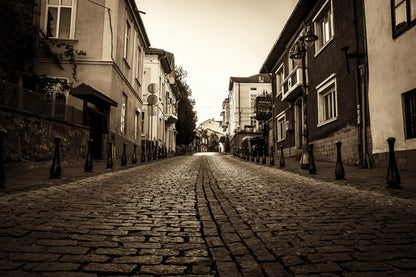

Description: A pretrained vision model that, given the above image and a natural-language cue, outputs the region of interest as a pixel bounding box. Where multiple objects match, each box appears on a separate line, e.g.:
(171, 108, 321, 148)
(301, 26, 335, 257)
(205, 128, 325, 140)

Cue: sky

(136, 0, 298, 124)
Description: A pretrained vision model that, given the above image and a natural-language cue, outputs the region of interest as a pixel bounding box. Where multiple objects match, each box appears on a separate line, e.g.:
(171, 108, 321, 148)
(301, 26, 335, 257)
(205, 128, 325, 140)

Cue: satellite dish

(147, 83, 158, 94)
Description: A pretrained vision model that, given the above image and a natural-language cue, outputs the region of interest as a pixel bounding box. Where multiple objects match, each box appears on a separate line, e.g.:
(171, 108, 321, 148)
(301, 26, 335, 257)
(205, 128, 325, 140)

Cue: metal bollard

(256, 146, 260, 163)
(279, 145, 285, 168)
(106, 141, 113, 169)
(84, 139, 93, 172)
(132, 144, 137, 164)
(121, 143, 127, 166)
(386, 137, 401, 188)
(335, 141, 345, 179)
(141, 143, 146, 162)
(270, 146, 275, 165)
(308, 143, 316, 174)
(262, 145, 266, 164)
(50, 137, 62, 178)
(0, 130, 6, 188)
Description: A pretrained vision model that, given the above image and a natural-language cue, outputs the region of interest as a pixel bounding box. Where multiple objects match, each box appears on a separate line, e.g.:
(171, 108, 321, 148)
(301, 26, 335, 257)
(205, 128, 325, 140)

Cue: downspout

(352, 0, 365, 168)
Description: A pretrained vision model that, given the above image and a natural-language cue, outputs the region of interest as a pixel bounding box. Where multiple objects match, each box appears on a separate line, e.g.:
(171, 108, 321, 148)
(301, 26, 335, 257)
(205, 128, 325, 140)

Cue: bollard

(335, 141, 345, 179)
(121, 143, 127, 166)
(256, 146, 260, 163)
(84, 139, 93, 172)
(0, 130, 6, 188)
(270, 146, 275, 165)
(141, 143, 146, 162)
(386, 137, 401, 188)
(50, 137, 62, 178)
(148, 143, 152, 161)
(132, 144, 137, 164)
(279, 145, 285, 168)
(106, 141, 113, 169)
(262, 145, 266, 164)
(251, 146, 255, 161)
(308, 143, 316, 174)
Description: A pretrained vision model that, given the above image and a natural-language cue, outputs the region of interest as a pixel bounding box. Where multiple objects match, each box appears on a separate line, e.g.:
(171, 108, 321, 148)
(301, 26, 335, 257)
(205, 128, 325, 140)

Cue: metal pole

(300, 53, 309, 170)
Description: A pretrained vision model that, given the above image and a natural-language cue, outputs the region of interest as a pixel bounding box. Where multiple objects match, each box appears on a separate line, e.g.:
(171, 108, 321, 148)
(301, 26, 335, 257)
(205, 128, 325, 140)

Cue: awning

(70, 83, 118, 107)
(165, 114, 178, 125)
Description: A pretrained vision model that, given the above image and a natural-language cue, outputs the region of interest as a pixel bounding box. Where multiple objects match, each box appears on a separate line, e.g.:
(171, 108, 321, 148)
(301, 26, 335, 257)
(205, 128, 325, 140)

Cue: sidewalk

(234, 154, 416, 199)
(0, 158, 163, 194)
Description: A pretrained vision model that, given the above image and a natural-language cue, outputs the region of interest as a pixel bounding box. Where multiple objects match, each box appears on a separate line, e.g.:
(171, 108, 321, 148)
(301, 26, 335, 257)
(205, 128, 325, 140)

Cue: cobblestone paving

(0, 153, 415, 276)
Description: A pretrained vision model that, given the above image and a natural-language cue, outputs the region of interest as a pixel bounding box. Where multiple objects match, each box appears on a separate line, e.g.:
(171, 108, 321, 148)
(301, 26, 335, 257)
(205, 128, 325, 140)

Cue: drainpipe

(352, 0, 366, 168)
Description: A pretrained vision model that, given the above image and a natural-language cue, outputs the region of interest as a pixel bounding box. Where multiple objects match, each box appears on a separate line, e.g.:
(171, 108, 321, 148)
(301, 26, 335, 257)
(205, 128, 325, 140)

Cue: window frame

(316, 74, 338, 127)
(313, 0, 334, 56)
(403, 88, 416, 139)
(391, 0, 416, 38)
(124, 20, 131, 64)
(120, 93, 128, 134)
(275, 63, 285, 97)
(45, 0, 77, 39)
(277, 112, 286, 142)
(135, 44, 142, 82)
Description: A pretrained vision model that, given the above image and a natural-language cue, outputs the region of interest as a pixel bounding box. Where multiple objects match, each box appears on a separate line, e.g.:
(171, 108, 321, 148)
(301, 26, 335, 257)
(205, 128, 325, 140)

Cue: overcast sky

(136, 0, 298, 124)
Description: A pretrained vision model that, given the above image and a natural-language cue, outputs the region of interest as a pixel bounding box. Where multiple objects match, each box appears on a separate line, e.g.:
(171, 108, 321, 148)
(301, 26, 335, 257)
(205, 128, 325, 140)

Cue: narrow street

(0, 153, 415, 276)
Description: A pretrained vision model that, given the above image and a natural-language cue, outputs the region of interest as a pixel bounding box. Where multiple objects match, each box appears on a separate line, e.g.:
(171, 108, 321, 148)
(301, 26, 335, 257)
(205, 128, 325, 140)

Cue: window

(134, 111, 139, 140)
(46, 0, 76, 39)
(313, 0, 334, 53)
(391, 0, 416, 38)
(141, 111, 145, 134)
(403, 88, 416, 139)
(250, 94, 257, 109)
(124, 21, 131, 61)
(136, 46, 141, 80)
(250, 116, 257, 127)
(275, 64, 284, 96)
(277, 112, 286, 141)
(317, 74, 337, 126)
(121, 93, 127, 133)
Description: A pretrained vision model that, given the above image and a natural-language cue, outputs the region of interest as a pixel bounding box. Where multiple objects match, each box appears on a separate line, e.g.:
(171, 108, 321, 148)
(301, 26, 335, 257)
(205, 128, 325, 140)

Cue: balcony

(281, 66, 305, 102)
(165, 112, 178, 125)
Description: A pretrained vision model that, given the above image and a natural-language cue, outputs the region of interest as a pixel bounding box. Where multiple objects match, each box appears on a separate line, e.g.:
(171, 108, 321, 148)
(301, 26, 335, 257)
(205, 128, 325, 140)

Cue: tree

(174, 66, 197, 146)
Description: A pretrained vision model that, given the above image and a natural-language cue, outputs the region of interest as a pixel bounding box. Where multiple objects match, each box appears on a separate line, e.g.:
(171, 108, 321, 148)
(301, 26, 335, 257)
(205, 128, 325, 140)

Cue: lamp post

(289, 25, 318, 170)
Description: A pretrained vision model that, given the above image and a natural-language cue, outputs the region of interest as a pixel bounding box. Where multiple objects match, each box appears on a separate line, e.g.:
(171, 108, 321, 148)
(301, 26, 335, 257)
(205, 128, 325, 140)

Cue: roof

(229, 73, 272, 91)
(145, 48, 175, 74)
(70, 83, 118, 107)
(260, 0, 318, 73)
(129, 0, 151, 48)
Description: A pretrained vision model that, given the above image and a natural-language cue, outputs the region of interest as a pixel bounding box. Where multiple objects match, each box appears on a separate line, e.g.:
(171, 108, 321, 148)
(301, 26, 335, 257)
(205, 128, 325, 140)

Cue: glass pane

(61, 0, 72, 6)
(59, 7, 71, 39)
(47, 7, 58, 37)
(395, 2, 407, 27)
(411, 0, 416, 20)
(48, 0, 59, 5)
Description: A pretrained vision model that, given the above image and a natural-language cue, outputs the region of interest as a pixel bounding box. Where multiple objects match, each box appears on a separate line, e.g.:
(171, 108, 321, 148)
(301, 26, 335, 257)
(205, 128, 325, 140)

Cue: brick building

(261, 0, 369, 167)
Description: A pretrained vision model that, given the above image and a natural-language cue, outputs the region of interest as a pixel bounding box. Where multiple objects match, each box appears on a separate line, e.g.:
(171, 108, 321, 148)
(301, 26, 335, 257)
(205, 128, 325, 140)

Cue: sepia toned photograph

(0, 0, 415, 276)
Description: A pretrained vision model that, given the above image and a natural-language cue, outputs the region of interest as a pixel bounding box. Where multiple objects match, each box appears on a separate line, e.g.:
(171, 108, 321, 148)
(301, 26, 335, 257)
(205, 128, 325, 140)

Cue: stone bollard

(335, 141, 345, 179)
(121, 143, 127, 166)
(270, 146, 275, 166)
(84, 139, 93, 172)
(50, 137, 62, 178)
(308, 143, 316, 174)
(262, 145, 266, 164)
(0, 130, 6, 188)
(386, 137, 401, 188)
(279, 145, 285, 168)
(106, 142, 113, 169)
(132, 144, 137, 164)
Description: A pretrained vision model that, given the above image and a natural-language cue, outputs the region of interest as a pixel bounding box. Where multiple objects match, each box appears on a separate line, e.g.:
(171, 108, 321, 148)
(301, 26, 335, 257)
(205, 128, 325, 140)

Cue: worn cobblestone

(0, 153, 415, 276)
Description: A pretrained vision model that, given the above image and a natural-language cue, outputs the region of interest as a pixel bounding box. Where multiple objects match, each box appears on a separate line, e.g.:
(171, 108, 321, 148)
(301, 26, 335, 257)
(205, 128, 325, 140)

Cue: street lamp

(289, 24, 318, 170)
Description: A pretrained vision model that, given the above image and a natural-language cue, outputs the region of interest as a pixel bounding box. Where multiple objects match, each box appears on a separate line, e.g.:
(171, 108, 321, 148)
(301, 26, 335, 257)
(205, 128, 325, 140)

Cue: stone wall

(0, 105, 90, 168)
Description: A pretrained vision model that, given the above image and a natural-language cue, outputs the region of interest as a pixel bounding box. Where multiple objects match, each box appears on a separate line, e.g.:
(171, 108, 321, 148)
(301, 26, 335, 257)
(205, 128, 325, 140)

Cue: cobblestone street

(0, 153, 415, 276)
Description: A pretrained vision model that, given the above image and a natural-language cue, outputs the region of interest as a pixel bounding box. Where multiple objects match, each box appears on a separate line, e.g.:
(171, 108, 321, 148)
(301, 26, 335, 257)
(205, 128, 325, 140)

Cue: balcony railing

(281, 66, 305, 102)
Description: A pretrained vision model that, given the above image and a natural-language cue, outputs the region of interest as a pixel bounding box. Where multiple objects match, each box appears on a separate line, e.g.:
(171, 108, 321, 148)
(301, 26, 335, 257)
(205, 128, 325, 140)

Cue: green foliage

(175, 66, 197, 146)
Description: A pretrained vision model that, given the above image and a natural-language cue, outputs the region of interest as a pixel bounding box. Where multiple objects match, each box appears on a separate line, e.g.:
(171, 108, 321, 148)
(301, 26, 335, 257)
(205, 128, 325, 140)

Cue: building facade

(143, 48, 178, 158)
(261, 0, 369, 166)
(364, 0, 416, 171)
(225, 74, 272, 150)
(34, 0, 151, 161)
